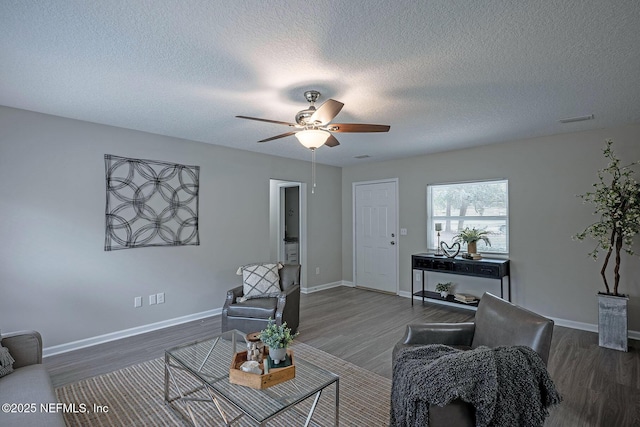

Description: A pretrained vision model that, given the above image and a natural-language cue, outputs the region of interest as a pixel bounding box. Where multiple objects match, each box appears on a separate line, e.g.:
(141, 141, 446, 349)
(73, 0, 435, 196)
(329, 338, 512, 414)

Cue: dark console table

(411, 253, 510, 307)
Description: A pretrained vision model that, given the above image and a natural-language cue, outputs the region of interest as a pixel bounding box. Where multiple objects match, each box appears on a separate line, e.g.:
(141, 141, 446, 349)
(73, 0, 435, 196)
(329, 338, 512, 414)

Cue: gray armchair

(392, 292, 555, 427)
(221, 264, 301, 334)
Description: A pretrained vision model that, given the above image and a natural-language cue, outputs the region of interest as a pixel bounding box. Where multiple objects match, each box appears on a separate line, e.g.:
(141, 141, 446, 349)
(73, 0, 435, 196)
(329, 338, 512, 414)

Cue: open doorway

(282, 186, 300, 264)
(269, 180, 307, 289)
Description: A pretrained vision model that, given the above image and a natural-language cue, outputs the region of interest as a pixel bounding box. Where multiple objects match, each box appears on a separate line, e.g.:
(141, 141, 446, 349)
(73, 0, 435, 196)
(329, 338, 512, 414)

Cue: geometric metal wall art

(104, 154, 200, 251)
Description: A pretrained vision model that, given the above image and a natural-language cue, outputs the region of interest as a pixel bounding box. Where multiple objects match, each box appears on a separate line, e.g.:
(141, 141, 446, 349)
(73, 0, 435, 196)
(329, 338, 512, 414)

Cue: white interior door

(354, 180, 398, 293)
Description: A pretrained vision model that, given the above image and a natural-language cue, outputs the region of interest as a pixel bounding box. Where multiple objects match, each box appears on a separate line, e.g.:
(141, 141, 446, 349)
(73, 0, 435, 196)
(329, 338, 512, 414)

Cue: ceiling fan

(236, 90, 390, 150)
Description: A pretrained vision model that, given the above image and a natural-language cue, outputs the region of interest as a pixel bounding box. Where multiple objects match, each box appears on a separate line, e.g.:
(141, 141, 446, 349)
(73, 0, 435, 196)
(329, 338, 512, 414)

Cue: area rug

(56, 342, 391, 426)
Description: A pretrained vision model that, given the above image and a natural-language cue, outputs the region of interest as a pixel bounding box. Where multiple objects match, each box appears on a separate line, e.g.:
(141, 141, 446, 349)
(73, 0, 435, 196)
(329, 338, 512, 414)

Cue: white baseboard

(549, 317, 640, 341)
(43, 308, 222, 358)
(397, 290, 414, 299)
(398, 290, 640, 340)
(44, 281, 354, 356)
(44, 286, 640, 357)
(547, 317, 597, 333)
(302, 280, 354, 294)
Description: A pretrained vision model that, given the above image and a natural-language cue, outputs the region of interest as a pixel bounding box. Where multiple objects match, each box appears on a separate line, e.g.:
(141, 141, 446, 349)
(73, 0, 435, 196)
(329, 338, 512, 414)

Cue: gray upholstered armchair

(221, 264, 301, 334)
(392, 292, 555, 427)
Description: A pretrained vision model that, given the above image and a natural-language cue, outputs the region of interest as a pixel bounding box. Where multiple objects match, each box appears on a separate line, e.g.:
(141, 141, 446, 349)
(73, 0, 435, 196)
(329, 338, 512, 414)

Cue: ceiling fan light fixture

(295, 129, 330, 149)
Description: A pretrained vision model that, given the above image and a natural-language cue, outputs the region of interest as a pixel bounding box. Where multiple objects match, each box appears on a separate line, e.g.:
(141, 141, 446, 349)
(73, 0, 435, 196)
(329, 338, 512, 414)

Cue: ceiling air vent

(559, 114, 594, 123)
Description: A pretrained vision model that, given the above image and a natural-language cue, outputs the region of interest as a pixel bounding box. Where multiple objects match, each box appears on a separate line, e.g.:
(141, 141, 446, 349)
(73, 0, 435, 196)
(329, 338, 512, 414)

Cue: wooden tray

(229, 349, 295, 389)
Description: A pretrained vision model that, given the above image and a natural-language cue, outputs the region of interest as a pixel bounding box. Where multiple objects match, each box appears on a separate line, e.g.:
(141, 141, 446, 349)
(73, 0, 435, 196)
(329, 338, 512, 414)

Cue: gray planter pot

(598, 293, 629, 352)
(269, 347, 288, 364)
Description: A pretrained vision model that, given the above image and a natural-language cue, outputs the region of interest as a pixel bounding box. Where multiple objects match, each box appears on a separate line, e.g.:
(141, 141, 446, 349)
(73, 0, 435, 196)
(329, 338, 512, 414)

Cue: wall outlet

(415, 272, 421, 282)
(149, 294, 157, 305)
(134, 296, 142, 308)
(157, 292, 165, 304)
(315, 267, 320, 275)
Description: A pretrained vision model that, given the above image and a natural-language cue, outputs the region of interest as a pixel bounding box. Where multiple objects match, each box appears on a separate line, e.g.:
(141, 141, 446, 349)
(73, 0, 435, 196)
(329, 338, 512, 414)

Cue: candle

(435, 223, 442, 232)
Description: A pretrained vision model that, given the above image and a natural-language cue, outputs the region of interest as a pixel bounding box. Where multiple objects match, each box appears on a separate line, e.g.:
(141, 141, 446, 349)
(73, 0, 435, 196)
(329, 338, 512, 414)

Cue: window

(427, 179, 508, 254)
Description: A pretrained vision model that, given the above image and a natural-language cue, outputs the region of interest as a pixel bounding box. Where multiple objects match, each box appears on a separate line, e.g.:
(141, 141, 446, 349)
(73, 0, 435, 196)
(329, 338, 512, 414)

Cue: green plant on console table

(259, 318, 298, 349)
(453, 227, 491, 246)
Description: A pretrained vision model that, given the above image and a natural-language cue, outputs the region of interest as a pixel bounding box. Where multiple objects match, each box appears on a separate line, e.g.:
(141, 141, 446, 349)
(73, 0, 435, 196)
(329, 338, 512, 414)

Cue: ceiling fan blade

(324, 134, 340, 147)
(308, 99, 344, 125)
(258, 131, 297, 143)
(236, 116, 297, 127)
(326, 123, 390, 133)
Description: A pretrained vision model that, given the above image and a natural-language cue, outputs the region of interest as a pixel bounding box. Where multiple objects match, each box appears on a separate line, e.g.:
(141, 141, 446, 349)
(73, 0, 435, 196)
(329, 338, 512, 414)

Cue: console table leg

(411, 269, 414, 306)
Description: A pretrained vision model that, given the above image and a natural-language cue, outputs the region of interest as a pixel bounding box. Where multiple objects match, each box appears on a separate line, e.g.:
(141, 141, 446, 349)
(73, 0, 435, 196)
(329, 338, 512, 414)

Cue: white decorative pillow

(237, 263, 282, 303)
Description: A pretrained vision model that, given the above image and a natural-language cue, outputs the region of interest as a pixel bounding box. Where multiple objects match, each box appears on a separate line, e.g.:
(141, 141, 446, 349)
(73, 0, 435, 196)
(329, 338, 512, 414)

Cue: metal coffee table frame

(164, 330, 339, 426)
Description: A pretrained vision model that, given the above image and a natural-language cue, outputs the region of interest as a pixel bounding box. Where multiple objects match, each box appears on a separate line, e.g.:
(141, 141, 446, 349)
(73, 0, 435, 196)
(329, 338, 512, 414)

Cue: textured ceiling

(1, 0, 640, 167)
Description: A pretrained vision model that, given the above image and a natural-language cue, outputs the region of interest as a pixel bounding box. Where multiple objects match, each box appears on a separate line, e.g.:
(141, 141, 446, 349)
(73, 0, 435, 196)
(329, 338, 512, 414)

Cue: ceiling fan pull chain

(311, 148, 317, 194)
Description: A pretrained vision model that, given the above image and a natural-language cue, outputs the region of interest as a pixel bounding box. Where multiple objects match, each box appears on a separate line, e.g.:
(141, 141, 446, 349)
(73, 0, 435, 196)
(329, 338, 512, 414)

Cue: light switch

(400, 228, 407, 235)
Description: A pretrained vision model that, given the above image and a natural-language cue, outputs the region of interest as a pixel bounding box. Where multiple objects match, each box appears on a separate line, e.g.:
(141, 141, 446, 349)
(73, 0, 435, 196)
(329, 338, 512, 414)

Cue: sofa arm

(1, 330, 43, 369)
(400, 323, 476, 346)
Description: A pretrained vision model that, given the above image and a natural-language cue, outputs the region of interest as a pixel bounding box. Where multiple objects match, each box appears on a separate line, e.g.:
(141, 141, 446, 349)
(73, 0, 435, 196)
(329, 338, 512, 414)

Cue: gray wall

(342, 123, 640, 332)
(0, 106, 342, 347)
(3, 103, 639, 349)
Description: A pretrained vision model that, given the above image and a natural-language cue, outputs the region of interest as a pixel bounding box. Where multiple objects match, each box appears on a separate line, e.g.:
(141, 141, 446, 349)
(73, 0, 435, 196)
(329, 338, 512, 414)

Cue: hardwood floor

(45, 286, 640, 426)
(295, 286, 475, 378)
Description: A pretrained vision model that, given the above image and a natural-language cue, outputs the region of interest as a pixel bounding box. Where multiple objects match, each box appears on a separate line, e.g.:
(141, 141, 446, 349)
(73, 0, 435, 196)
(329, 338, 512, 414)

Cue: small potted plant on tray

(260, 319, 298, 364)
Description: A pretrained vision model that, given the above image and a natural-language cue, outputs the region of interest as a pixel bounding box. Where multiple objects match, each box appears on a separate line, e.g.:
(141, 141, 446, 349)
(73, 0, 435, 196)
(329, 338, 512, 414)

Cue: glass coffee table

(164, 330, 339, 426)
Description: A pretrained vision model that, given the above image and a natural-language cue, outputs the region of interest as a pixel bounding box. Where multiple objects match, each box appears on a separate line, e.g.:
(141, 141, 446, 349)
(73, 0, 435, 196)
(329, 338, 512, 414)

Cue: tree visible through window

(427, 180, 509, 254)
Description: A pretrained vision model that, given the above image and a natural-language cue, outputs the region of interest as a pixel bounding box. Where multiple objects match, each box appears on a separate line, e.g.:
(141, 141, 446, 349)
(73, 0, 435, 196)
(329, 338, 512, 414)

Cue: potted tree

(259, 319, 298, 364)
(574, 139, 640, 351)
(453, 227, 491, 255)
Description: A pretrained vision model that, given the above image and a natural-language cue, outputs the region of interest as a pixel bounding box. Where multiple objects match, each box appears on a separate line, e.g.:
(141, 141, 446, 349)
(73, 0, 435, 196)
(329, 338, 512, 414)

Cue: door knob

(391, 241, 396, 245)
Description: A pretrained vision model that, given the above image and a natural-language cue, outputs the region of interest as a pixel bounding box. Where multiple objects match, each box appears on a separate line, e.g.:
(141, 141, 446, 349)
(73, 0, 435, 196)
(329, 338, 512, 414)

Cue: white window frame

(427, 179, 509, 255)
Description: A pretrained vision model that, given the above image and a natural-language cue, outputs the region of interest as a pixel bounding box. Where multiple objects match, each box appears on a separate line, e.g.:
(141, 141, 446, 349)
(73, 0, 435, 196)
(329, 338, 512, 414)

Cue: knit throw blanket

(390, 344, 562, 427)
